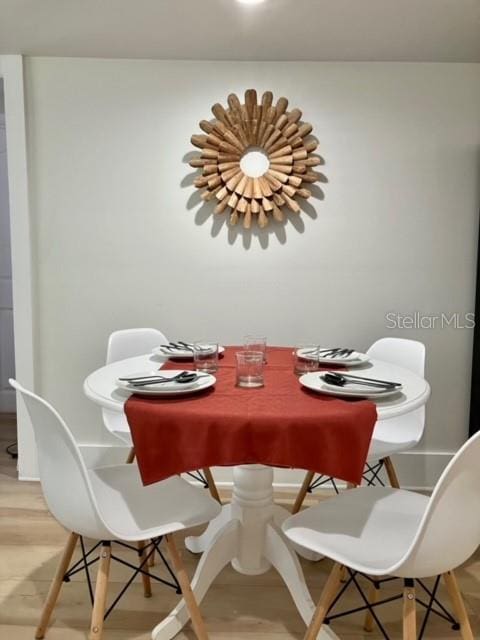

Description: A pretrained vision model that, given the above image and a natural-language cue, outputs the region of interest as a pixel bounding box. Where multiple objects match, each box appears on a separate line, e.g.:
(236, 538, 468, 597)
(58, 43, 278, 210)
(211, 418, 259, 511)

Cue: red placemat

(125, 346, 377, 486)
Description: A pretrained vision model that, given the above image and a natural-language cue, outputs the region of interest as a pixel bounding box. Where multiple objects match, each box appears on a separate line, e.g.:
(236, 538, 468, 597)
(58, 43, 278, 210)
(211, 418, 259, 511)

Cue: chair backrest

(103, 328, 168, 438)
(395, 430, 480, 577)
(106, 328, 168, 364)
(367, 337, 426, 446)
(10, 379, 111, 540)
(367, 338, 425, 377)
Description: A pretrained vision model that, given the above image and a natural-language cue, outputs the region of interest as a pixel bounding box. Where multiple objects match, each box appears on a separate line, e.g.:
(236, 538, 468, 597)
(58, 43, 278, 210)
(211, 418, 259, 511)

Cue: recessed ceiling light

(236, 0, 266, 5)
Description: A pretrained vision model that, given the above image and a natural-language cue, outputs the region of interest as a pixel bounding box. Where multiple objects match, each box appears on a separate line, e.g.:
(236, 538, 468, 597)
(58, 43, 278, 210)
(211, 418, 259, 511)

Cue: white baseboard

(18, 448, 455, 490)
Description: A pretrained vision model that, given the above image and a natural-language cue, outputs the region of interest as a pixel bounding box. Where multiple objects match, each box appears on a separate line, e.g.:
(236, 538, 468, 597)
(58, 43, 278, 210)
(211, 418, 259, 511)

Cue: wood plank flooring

(1, 417, 479, 639)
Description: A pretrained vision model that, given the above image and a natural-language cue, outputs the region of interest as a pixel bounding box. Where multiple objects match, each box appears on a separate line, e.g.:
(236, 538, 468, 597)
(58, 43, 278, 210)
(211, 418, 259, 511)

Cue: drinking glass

(293, 344, 320, 376)
(193, 341, 219, 374)
(244, 335, 267, 362)
(236, 350, 264, 388)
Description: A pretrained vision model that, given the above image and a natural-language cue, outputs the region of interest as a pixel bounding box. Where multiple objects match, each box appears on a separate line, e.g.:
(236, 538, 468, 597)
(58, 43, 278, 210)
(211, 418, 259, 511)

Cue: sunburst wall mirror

(189, 89, 324, 229)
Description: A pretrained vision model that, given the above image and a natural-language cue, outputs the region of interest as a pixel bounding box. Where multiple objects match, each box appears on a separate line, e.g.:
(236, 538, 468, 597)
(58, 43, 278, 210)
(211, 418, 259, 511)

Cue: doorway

(0, 78, 17, 459)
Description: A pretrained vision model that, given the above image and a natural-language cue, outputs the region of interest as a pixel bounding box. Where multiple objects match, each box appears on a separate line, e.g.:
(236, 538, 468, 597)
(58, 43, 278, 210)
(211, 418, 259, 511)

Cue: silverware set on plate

(160, 341, 212, 353)
(160, 341, 195, 352)
(304, 347, 355, 359)
(119, 371, 207, 387)
(322, 371, 401, 390)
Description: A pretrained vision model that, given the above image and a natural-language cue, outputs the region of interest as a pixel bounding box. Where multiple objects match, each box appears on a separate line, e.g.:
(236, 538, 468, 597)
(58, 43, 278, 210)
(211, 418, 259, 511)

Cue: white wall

(24, 58, 480, 486)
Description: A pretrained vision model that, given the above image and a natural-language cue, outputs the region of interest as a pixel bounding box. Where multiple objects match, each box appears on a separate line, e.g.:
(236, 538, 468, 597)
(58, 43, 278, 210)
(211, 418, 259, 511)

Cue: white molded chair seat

(284, 486, 429, 576)
(10, 378, 219, 640)
(102, 409, 136, 446)
(366, 416, 421, 462)
(89, 463, 220, 542)
(284, 431, 480, 640)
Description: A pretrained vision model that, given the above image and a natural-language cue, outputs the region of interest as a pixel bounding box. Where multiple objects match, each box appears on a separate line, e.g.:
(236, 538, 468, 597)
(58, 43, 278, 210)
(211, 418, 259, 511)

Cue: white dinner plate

(297, 347, 370, 367)
(300, 372, 403, 399)
(153, 345, 226, 359)
(116, 370, 216, 396)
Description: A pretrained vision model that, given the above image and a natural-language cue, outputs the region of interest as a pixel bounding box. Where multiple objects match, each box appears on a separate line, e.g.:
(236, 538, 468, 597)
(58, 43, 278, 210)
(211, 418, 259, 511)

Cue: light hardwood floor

(1, 417, 479, 639)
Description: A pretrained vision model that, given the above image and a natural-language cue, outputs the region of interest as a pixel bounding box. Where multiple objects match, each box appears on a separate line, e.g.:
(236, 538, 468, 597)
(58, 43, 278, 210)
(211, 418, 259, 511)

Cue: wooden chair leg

(304, 563, 343, 640)
(340, 482, 357, 586)
(165, 533, 208, 640)
(137, 541, 152, 598)
(292, 471, 315, 514)
(89, 542, 111, 640)
(403, 580, 416, 640)
(126, 447, 155, 567)
(148, 539, 155, 567)
(363, 580, 379, 632)
(383, 457, 400, 488)
(339, 565, 348, 583)
(443, 571, 474, 640)
(35, 532, 79, 639)
(202, 467, 221, 504)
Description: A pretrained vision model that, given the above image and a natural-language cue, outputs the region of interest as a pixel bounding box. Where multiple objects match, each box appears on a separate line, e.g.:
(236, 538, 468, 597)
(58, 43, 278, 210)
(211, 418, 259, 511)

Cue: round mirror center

(240, 147, 270, 178)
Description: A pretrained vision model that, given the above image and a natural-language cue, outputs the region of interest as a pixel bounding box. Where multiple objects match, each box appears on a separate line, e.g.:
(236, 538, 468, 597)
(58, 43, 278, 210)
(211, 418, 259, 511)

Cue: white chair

(103, 328, 220, 502)
(103, 328, 168, 448)
(283, 430, 480, 640)
(10, 379, 220, 640)
(365, 337, 426, 486)
(293, 338, 426, 513)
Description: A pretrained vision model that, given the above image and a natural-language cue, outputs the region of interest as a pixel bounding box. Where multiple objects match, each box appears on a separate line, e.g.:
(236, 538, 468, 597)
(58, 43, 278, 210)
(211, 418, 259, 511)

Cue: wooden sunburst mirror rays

(189, 89, 325, 229)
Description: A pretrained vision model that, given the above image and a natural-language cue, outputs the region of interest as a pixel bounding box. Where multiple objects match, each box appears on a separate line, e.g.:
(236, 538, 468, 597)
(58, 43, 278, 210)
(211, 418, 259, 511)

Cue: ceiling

(0, 0, 479, 62)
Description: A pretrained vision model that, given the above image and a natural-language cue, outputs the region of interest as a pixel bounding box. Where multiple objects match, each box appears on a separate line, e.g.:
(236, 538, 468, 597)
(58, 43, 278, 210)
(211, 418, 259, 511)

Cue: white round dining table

(84, 351, 430, 640)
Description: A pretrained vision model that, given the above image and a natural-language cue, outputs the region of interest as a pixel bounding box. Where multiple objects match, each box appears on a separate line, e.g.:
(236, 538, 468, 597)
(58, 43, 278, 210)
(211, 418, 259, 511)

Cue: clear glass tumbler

(293, 344, 320, 376)
(236, 350, 265, 388)
(244, 335, 267, 362)
(193, 341, 219, 374)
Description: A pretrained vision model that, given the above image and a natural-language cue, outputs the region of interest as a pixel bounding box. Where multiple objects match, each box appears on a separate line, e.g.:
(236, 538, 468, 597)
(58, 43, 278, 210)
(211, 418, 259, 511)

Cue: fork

(130, 372, 206, 387)
(322, 372, 398, 389)
(160, 343, 191, 352)
(119, 371, 189, 383)
(303, 347, 354, 358)
(322, 349, 354, 359)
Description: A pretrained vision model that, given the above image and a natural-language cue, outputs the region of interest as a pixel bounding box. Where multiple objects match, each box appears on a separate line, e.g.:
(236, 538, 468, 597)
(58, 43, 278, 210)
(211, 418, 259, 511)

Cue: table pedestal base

(152, 465, 339, 640)
(186, 503, 323, 563)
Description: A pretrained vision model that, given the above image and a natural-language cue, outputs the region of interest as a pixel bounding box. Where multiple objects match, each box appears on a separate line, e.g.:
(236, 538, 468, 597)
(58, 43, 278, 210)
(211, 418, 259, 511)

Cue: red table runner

(125, 346, 377, 486)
